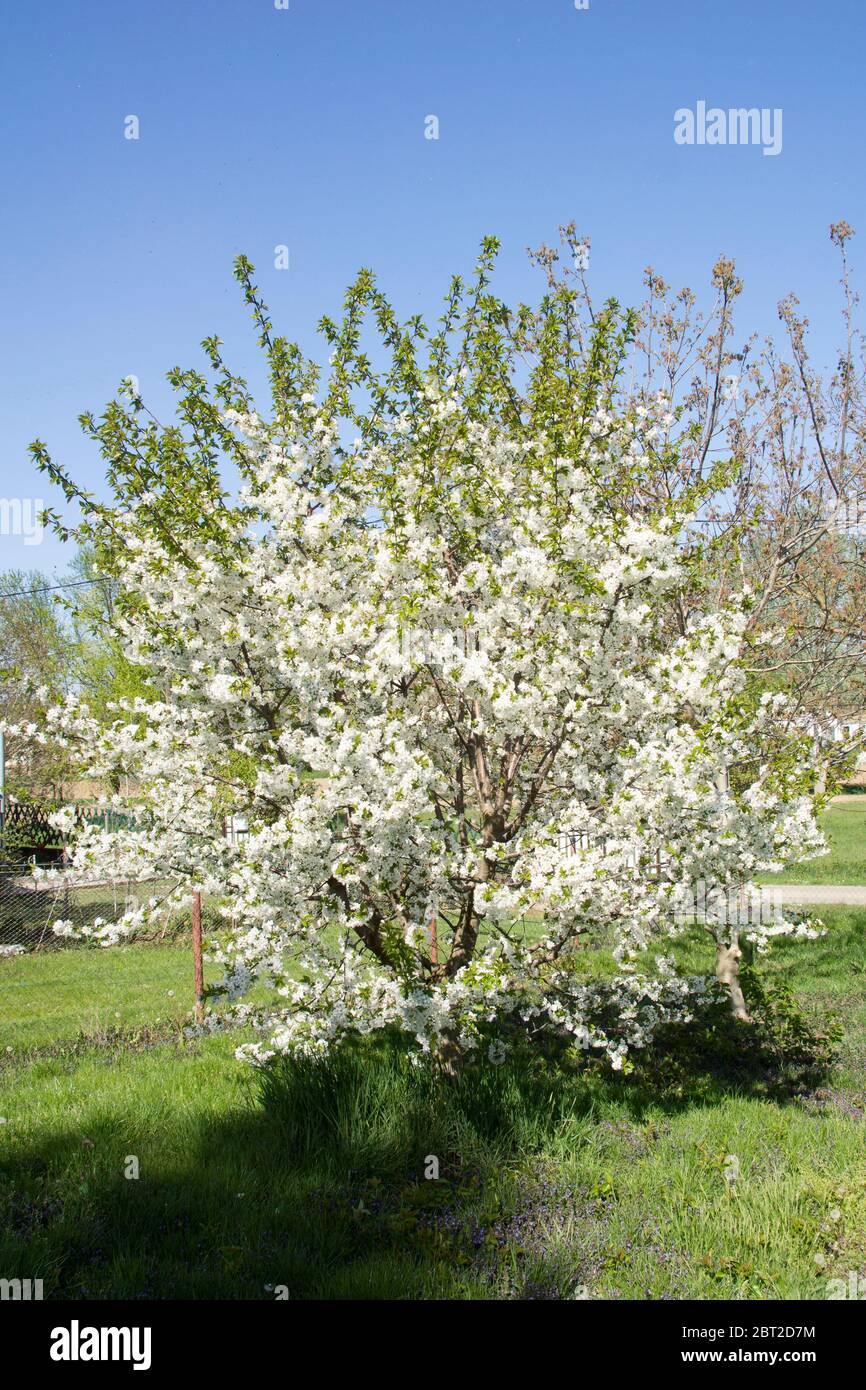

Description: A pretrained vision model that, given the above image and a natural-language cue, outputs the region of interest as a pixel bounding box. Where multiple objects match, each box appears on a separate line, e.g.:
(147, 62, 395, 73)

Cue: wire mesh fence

(559, 832, 784, 927)
(1, 862, 786, 960)
(0, 856, 788, 1059)
(0, 874, 210, 1054)
(668, 880, 783, 927)
(0, 868, 183, 956)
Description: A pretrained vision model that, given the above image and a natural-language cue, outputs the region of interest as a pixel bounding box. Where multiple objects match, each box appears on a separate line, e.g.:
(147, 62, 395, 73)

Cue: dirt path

(765, 884, 866, 906)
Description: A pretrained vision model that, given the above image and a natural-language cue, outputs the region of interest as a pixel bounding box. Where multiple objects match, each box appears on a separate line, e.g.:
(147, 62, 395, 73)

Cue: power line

(0, 577, 113, 603)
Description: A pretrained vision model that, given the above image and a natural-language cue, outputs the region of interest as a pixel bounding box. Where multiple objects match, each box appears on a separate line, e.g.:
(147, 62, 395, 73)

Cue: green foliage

(741, 964, 843, 1074)
(30, 235, 723, 626)
(67, 550, 157, 719)
(0, 570, 77, 795)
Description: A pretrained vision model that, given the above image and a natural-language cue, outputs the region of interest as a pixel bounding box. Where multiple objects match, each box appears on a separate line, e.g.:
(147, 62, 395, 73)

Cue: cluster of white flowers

(4, 392, 829, 1066)
(744, 917, 827, 952)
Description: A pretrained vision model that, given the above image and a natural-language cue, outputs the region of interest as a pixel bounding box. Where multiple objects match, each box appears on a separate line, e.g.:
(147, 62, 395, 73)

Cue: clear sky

(1, 0, 864, 576)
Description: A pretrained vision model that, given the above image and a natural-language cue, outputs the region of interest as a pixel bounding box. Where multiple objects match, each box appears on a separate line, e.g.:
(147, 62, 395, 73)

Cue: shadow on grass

(0, 993, 841, 1301)
(258, 985, 841, 1173)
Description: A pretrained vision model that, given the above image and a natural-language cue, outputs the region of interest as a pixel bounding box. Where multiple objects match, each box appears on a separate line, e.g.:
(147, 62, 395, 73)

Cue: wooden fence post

(192, 890, 205, 1023)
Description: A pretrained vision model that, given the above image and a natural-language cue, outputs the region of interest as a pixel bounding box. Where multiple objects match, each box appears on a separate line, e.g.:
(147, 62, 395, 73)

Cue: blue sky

(1, 0, 864, 576)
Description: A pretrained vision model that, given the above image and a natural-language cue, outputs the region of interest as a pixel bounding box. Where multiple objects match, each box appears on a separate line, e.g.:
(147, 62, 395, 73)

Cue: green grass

(0, 943, 209, 1052)
(758, 801, 866, 885)
(1, 909, 865, 1300)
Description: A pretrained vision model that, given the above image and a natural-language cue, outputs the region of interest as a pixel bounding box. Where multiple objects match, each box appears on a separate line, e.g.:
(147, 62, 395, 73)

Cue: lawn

(0, 942, 205, 1052)
(1, 911, 865, 1300)
(758, 799, 866, 885)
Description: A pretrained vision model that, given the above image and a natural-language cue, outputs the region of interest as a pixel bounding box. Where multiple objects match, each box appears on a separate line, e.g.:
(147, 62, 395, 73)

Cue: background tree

(68, 550, 156, 720)
(0, 570, 77, 798)
(535, 222, 866, 768)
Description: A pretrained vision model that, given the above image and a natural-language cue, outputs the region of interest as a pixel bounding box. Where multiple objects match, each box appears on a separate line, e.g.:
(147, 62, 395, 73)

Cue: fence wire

(1, 850, 784, 960)
(0, 869, 181, 956)
(0, 860, 786, 1058)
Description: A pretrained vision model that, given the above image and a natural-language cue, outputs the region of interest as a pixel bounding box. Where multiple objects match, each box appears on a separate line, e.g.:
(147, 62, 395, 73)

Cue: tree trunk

(715, 938, 751, 1022)
(435, 1029, 464, 1079)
